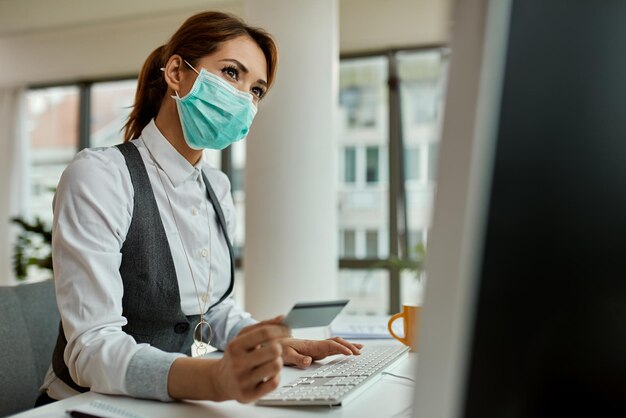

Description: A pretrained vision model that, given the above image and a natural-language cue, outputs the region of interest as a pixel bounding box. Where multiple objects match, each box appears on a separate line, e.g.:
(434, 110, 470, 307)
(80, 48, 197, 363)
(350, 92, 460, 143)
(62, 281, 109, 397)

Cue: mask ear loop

(161, 60, 197, 98)
(183, 59, 200, 75)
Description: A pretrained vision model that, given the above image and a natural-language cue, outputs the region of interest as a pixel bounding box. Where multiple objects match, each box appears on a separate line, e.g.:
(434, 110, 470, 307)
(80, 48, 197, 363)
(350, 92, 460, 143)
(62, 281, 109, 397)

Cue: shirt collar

(139, 119, 205, 188)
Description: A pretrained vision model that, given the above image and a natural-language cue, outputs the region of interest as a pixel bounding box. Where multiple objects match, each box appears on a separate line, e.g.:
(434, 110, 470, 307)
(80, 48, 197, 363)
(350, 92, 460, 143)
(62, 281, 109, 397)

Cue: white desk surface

(14, 340, 417, 418)
(14, 340, 415, 418)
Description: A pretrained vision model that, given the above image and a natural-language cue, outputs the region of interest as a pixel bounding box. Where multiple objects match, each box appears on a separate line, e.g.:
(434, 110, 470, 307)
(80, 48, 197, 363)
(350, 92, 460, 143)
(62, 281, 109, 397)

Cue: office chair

(0, 279, 59, 417)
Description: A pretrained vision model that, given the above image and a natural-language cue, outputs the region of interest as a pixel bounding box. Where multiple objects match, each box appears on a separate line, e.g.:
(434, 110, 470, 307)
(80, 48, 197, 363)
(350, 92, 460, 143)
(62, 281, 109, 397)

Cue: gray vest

(51, 142, 235, 392)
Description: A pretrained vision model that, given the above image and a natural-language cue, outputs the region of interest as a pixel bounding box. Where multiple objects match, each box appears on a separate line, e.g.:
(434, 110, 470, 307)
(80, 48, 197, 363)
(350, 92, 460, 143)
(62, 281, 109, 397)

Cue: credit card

(282, 300, 350, 329)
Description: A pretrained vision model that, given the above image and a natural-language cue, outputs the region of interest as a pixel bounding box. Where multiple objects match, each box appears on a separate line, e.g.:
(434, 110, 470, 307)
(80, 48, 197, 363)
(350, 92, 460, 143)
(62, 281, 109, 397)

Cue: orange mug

(388, 305, 420, 352)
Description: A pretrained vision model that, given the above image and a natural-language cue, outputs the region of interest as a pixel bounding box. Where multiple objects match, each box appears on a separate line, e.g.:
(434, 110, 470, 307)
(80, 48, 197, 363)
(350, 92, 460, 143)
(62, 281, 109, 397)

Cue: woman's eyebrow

(219, 58, 249, 73)
(219, 58, 267, 86)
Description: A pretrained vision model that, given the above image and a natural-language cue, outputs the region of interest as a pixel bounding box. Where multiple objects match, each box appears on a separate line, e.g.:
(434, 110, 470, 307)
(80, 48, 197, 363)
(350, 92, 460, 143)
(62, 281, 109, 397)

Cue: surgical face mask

(172, 60, 257, 150)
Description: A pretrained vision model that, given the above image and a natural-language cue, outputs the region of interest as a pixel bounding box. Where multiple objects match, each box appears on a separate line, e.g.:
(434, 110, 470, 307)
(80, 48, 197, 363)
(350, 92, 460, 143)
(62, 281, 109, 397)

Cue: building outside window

(365, 146, 380, 184)
(26, 86, 79, 225)
(343, 147, 357, 184)
(90, 80, 137, 148)
(339, 48, 448, 314)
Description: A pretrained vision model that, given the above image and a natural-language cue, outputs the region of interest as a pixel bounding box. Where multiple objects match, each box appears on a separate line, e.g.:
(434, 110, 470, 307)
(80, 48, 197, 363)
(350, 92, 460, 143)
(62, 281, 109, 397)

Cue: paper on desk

(330, 314, 404, 339)
(67, 400, 147, 418)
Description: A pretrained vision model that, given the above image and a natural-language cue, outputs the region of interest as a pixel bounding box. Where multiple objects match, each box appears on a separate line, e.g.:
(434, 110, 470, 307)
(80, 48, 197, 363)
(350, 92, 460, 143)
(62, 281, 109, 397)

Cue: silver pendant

(193, 319, 213, 357)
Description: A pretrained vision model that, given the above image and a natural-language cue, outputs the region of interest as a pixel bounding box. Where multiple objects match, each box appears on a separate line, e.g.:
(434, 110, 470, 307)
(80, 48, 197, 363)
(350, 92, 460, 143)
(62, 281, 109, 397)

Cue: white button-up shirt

(42, 120, 254, 401)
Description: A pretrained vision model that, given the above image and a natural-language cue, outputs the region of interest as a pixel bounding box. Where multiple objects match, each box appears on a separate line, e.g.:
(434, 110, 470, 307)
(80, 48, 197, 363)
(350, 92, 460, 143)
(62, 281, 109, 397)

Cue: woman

(38, 11, 361, 405)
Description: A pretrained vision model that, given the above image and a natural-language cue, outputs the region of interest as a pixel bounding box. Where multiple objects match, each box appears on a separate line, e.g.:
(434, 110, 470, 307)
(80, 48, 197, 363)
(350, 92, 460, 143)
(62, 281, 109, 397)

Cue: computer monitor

(413, 0, 626, 417)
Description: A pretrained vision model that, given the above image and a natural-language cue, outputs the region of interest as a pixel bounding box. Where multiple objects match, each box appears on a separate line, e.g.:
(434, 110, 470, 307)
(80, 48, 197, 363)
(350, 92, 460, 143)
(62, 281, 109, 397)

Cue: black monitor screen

(463, 1, 626, 417)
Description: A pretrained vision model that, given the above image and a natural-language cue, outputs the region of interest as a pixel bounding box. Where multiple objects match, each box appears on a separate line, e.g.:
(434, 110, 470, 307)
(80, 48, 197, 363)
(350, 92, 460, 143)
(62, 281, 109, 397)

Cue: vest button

(174, 322, 189, 334)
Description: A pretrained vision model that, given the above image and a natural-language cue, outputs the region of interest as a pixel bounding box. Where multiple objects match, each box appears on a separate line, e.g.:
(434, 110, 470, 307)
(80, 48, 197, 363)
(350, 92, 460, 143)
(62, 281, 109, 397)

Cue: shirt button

(191, 207, 198, 216)
(201, 248, 208, 257)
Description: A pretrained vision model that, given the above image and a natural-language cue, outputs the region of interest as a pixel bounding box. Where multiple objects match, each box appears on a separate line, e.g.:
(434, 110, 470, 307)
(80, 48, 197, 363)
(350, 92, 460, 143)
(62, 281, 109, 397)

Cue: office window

(338, 48, 447, 314)
(90, 80, 137, 147)
(25, 81, 141, 226)
(338, 55, 389, 280)
(400, 49, 447, 279)
(339, 59, 385, 130)
(404, 147, 420, 181)
(365, 230, 379, 258)
(343, 147, 357, 183)
(365, 146, 379, 184)
(230, 139, 246, 258)
(428, 141, 439, 182)
(342, 230, 357, 258)
(339, 269, 389, 315)
(408, 229, 424, 250)
(26, 86, 80, 224)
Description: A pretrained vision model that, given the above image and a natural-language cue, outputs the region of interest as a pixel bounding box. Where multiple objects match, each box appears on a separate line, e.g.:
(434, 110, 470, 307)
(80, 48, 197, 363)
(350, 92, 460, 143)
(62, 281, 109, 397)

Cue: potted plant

(11, 217, 53, 281)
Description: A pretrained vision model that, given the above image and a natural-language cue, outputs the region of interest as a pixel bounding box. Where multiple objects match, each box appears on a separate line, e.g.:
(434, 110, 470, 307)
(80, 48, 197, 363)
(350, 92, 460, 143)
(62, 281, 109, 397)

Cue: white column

(243, 0, 339, 319)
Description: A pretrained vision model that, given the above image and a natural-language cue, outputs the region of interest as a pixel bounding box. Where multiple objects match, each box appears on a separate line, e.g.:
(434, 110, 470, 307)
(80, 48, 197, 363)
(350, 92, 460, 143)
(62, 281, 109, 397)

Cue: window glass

(339, 269, 389, 315)
(398, 50, 448, 259)
(338, 57, 388, 262)
(343, 147, 357, 183)
(404, 146, 420, 181)
(365, 230, 379, 258)
(342, 230, 356, 258)
(365, 146, 379, 183)
(26, 86, 80, 224)
(408, 229, 424, 250)
(90, 80, 136, 147)
(401, 269, 425, 307)
(428, 141, 439, 182)
(230, 140, 246, 258)
(339, 59, 387, 130)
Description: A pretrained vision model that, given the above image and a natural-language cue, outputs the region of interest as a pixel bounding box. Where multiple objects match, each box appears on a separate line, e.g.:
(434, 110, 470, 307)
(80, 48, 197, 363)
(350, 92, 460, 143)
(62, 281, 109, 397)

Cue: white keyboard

(257, 344, 410, 406)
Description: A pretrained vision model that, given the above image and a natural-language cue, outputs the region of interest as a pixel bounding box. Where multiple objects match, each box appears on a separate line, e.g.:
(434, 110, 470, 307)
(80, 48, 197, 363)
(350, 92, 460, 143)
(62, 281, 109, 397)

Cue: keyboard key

(257, 345, 410, 406)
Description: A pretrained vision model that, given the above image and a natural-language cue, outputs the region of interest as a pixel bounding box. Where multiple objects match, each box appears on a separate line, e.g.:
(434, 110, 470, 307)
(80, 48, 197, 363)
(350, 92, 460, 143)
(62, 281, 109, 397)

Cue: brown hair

(123, 11, 278, 141)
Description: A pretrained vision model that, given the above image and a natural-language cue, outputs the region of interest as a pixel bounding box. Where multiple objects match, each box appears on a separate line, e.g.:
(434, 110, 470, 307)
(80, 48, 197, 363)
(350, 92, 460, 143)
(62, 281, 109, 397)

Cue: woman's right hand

(211, 322, 290, 403)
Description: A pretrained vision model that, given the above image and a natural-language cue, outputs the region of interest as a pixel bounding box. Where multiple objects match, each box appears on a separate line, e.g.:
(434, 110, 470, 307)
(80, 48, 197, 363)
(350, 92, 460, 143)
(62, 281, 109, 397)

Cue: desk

(14, 341, 415, 418)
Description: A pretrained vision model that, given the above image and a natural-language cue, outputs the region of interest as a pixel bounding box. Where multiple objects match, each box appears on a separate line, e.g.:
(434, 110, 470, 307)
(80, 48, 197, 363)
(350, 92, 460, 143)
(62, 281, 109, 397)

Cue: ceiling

(0, 0, 241, 36)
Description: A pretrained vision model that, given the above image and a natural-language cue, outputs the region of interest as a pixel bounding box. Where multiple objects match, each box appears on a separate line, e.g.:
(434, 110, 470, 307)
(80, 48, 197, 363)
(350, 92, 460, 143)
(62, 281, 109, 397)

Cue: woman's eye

(222, 66, 239, 80)
(251, 87, 266, 99)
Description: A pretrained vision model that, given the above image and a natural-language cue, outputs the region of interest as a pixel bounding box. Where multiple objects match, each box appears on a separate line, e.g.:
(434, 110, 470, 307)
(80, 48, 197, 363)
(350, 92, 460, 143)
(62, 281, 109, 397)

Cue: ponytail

(123, 12, 279, 141)
(123, 45, 167, 141)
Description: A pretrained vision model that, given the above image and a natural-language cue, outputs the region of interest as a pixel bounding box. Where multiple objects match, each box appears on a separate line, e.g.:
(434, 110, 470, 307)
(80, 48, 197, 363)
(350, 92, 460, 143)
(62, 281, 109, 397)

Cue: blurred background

(0, 0, 453, 318)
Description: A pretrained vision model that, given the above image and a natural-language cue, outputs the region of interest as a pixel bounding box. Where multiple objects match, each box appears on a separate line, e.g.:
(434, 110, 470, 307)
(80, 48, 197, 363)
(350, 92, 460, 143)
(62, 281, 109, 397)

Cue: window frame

(339, 44, 448, 314)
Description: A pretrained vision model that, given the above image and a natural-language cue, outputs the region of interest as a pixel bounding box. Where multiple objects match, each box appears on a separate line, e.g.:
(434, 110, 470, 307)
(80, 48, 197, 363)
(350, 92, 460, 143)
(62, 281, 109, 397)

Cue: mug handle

(388, 312, 408, 345)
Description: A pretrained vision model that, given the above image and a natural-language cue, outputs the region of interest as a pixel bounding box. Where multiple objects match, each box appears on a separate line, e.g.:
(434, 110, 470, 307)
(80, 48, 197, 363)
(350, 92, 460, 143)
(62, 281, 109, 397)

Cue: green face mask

(172, 60, 258, 150)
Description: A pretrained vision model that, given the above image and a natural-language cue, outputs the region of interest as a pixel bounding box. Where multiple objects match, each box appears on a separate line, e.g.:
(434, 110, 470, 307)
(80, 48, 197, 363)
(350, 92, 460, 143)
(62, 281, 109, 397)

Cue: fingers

(220, 325, 288, 403)
(225, 356, 283, 404)
(232, 324, 290, 353)
(327, 336, 362, 355)
(282, 345, 313, 369)
(238, 315, 286, 336)
(246, 356, 284, 388)
(249, 374, 281, 402)
(246, 340, 284, 369)
(320, 339, 353, 357)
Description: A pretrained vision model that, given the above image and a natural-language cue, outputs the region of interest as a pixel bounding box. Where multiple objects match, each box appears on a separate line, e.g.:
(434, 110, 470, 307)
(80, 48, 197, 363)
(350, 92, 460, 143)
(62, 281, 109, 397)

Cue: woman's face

(178, 36, 268, 105)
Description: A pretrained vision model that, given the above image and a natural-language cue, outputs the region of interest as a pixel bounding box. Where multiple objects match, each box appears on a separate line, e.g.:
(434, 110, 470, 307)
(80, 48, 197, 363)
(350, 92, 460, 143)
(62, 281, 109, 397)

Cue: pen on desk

(67, 410, 105, 418)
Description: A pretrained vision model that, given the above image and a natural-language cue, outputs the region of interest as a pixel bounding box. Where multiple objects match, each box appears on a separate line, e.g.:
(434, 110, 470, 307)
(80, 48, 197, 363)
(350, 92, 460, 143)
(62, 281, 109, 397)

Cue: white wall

(243, 0, 339, 319)
(339, 0, 452, 52)
(0, 2, 242, 88)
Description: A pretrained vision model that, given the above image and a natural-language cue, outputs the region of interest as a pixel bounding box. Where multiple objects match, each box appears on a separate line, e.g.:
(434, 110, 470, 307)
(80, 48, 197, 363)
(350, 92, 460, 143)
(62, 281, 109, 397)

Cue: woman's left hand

(280, 337, 364, 368)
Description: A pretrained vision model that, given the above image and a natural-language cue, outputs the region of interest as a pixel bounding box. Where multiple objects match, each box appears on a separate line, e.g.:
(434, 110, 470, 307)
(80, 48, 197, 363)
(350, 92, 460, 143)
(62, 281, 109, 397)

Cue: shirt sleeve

(52, 148, 181, 401)
(206, 296, 257, 351)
